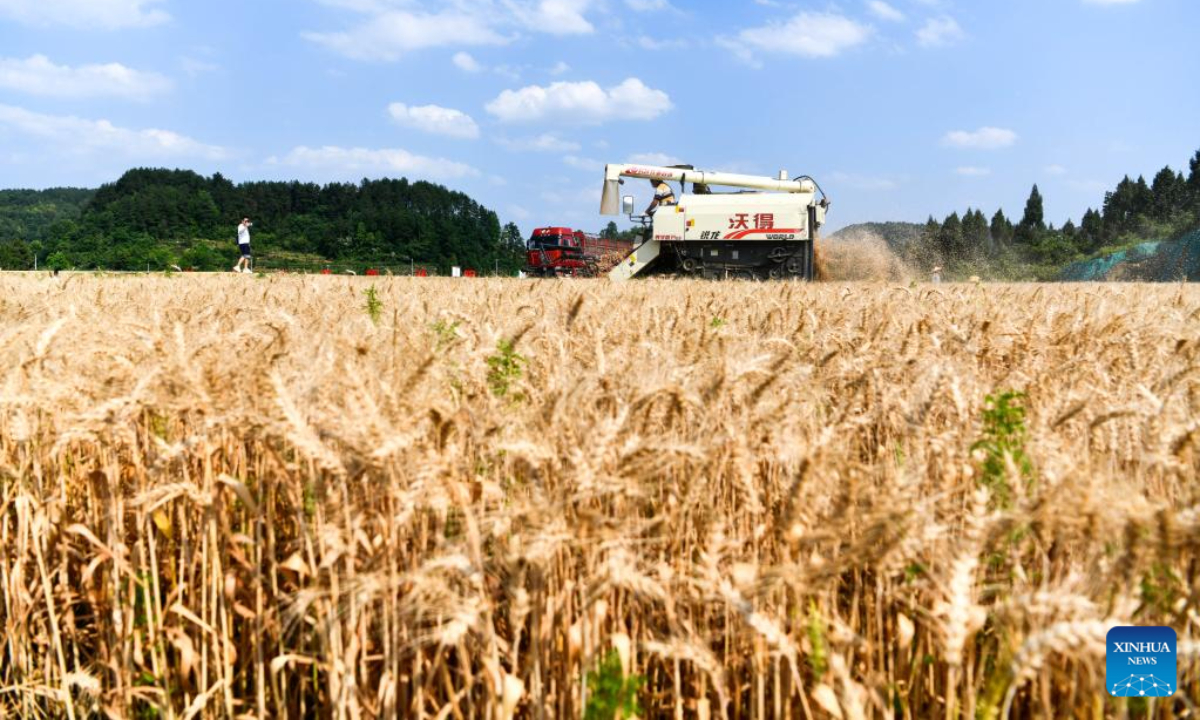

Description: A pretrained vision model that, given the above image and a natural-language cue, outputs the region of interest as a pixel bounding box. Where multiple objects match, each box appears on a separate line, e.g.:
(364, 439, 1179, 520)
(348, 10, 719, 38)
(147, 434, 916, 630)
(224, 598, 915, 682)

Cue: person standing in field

(233, 217, 253, 273)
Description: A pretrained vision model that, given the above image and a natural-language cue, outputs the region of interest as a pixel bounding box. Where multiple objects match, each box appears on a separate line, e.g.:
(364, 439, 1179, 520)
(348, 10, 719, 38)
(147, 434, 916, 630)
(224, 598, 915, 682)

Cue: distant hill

(828, 222, 924, 252)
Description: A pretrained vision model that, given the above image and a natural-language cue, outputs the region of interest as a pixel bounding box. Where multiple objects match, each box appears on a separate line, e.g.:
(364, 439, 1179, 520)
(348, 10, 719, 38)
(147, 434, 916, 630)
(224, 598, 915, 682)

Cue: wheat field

(1, 273, 1198, 719)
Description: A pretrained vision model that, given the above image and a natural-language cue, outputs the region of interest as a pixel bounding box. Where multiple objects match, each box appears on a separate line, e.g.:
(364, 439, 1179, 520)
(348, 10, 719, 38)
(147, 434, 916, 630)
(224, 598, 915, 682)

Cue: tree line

(0, 168, 528, 274)
(906, 149, 1200, 278)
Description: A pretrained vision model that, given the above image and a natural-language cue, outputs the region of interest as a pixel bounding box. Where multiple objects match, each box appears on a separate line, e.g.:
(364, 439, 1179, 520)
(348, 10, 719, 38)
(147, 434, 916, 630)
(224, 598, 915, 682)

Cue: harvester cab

(600, 163, 829, 280)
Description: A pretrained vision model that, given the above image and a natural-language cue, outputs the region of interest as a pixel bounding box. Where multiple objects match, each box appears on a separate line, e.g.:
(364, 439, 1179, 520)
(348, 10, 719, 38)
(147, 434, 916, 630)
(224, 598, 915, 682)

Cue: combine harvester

(600, 163, 830, 280)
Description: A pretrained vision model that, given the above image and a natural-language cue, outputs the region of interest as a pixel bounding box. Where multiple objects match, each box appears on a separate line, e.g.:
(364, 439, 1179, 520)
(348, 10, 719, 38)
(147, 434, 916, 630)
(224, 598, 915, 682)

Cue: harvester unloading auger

(600, 163, 829, 280)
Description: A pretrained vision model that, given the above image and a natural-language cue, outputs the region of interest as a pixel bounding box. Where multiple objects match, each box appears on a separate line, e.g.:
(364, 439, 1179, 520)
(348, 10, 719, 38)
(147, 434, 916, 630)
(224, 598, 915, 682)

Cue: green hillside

(0, 169, 526, 273)
(0, 188, 93, 269)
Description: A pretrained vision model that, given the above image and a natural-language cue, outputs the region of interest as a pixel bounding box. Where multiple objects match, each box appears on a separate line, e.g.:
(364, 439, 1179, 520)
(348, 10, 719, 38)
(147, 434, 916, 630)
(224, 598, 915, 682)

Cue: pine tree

(1149, 167, 1184, 222)
(1131, 176, 1153, 228)
(912, 216, 943, 268)
(961, 208, 989, 260)
(939, 212, 963, 261)
(924, 216, 941, 240)
(1080, 208, 1104, 253)
(990, 209, 1013, 252)
(499, 222, 525, 273)
(1102, 177, 1135, 240)
(1188, 149, 1200, 211)
(502, 222, 523, 248)
(1015, 185, 1046, 246)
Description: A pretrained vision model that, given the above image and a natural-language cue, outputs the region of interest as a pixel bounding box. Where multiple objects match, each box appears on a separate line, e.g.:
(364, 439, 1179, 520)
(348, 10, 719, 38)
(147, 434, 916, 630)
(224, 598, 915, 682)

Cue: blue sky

(0, 0, 1197, 234)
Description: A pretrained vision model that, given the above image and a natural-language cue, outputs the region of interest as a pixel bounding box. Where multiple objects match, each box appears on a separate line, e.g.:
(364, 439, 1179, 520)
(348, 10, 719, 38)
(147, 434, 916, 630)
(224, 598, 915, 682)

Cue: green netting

(1061, 242, 1161, 281)
(1060, 229, 1200, 281)
(1152, 228, 1200, 281)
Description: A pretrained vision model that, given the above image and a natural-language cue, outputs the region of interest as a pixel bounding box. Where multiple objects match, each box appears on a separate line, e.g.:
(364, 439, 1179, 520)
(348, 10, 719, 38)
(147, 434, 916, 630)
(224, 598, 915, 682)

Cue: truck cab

(525, 226, 592, 277)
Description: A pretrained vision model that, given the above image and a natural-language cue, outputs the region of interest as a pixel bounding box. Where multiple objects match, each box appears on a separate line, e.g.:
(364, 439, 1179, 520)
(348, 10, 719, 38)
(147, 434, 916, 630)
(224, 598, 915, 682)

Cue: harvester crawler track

(667, 240, 816, 281)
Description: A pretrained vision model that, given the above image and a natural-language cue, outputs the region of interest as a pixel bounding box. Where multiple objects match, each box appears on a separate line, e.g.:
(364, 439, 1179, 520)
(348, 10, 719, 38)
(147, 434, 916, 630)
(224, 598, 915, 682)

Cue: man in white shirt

(233, 218, 252, 273)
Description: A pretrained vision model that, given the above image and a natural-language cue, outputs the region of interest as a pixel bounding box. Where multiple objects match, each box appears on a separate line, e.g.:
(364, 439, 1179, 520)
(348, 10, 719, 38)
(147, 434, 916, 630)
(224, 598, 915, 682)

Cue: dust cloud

(817, 228, 915, 282)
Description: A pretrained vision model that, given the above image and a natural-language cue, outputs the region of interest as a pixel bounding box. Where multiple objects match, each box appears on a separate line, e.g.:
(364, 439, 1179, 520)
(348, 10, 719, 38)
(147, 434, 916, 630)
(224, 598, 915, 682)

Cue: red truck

(525, 227, 634, 277)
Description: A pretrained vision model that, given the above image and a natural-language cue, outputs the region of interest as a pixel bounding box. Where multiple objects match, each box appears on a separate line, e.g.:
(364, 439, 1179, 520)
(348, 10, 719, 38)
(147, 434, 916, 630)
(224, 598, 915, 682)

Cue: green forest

(0, 169, 527, 274)
(906, 149, 1200, 279)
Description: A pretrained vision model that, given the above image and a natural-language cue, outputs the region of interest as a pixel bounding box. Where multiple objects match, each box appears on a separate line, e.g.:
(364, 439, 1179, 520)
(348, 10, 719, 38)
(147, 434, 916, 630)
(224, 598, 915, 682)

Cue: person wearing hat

(931, 265, 943, 284)
(644, 178, 676, 216)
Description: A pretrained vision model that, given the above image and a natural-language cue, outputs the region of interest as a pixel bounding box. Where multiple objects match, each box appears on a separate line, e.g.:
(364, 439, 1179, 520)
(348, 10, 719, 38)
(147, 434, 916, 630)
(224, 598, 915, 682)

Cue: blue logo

(1106, 626, 1177, 697)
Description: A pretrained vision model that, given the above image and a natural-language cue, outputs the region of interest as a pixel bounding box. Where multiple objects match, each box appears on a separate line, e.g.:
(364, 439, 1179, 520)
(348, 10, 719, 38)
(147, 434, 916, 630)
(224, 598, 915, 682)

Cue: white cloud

(452, 51, 523, 79)
(722, 12, 871, 62)
(506, 0, 595, 35)
(387, 102, 480, 139)
(627, 152, 682, 166)
(636, 35, 687, 51)
(307, 0, 600, 60)
(486, 78, 671, 123)
(867, 1, 904, 22)
(0, 55, 170, 100)
(955, 166, 991, 177)
(305, 10, 508, 61)
(0, 103, 226, 159)
(548, 61, 570, 75)
(313, 0, 396, 12)
(626, 0, 669, 10)
(452, 51, 482, 72)
(0, 0, 168, 28)
(1045, 164, 1068, 176)
(917, 16, 964, 47)
(942, 126, 1017, 150)
(268, 145, 478, 180)
(497, 133, 581, 152)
